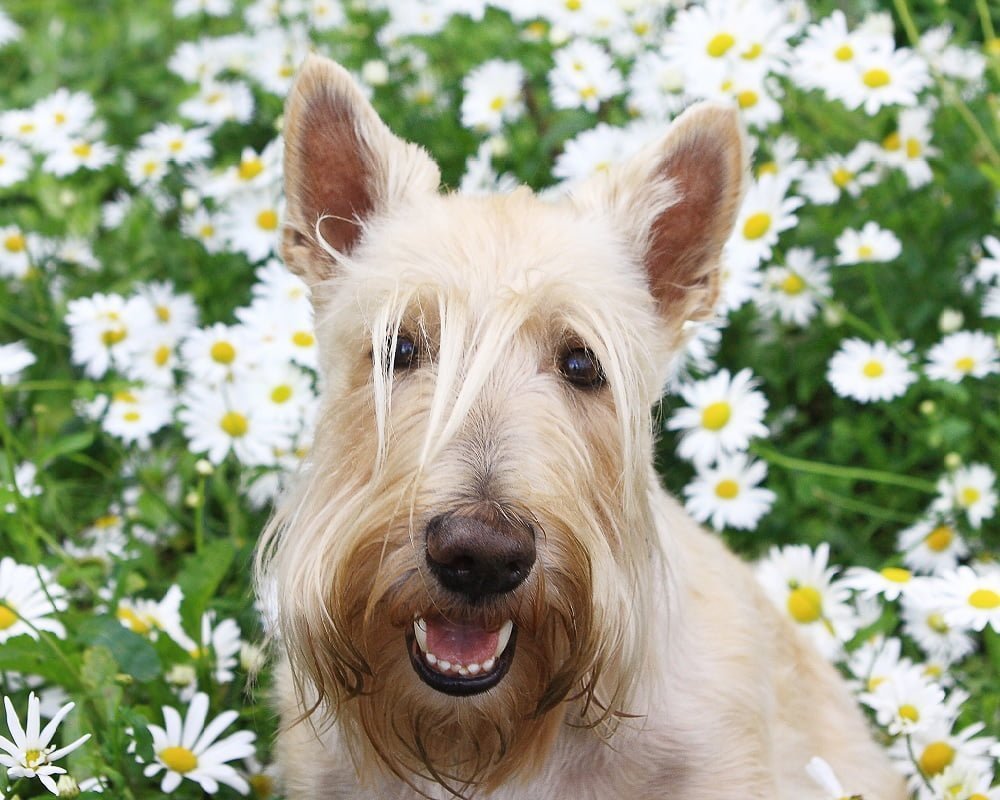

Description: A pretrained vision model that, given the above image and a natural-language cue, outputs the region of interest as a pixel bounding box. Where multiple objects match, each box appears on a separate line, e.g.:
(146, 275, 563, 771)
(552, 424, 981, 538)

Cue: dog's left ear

(281, 55, 442, 288)
(575, 104, 747, 325)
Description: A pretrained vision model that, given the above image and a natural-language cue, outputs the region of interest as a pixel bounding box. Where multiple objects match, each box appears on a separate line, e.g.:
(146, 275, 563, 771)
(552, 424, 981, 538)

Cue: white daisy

(666, 368, 769, 467)
(798, 144, 879, 205)
(199, 612, 243, 684)
(64, 292, 147, 379)
(548, 40, 623, 112)
(0, 341, 36, 386)
(938, 565, 1000, 633)
(879, 107, 938, 188)
(116, 585, 197, 652)
(900, 579, 976, 665)
(98, 386, 175, 448)
(844, 41, 931, 116)
(143, 692, 255, 795)
(217, 189, 283, 263)
(842, 564, 916, 602)
(859, 662, 945, 735)
(40, 138, 117, 176)
(756, 542, 858, 660)
(835, 221, 902, 264)
(0, 557, 67, 643)
(826, 338, 916, 403)
(897, 517, 969, 575)
(725, 173, 803, 271)
(925, 330, 999, 383)
(0, 141, 31, 188)
(178, 80, 254, 127)
(682, 452, 775, 531)
(758, 247, 832, 326)
(931, 463, 997, 529)
(0, 693, 90, 795)
(180, 323, 256, 384)
(460, 59, 525, 134)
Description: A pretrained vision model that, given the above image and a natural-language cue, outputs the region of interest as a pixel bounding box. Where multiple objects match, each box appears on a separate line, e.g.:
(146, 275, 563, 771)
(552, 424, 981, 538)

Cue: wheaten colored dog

(256, 55, 907, 799)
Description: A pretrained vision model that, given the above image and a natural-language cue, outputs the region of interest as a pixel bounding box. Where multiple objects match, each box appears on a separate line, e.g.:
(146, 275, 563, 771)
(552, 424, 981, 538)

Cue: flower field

(1, 0, 999, 797)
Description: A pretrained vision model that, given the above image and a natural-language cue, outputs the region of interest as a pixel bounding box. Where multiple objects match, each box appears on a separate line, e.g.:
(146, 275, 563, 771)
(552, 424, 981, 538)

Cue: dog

(255, 54, 907, 799)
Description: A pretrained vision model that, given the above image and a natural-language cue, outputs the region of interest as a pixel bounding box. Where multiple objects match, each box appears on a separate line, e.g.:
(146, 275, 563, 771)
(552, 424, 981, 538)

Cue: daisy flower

(626, 51, 689, 120)
(199, 612, 243, 684)
(842, 564, 916, 602)
(138, 123, 214, 165)
(826, 338, 916, 403)
(180, 323, 256, 384)
(844, 42, 931, 115)
(217, 189, 283, 263)
(859, 662, 945, 736)
(879, 107, 938, 188)
(98, 386, 175, 448)
(805, 757, 856, 800)
(0, 141, 31, 188)
(116, 584, 198, 652)
(971, 234, 1000, 286)
(892, 718, 998, 789)
(0, 340, 36, 385)
(460, 59, 525, 134)
(725, 173, 803, 271)
(179, 79, 254, 127)
(756, 542, 858, 660)
(0, 693, 91, 795)
(835, 221, 902, 264)
(758, 247, 832, 326)
(938, 565, 1000, 633)
(0, 557, 67, 642)
(0, 7, 22, 47)
(929, 763, 1000, 800)
(798, 144, 879, 205)
(143, 692, 256, 794)
(846, 635, 910, 693)
(200, 141, 282, 201)
(65, 292, 148, 379)
(0, 225, 35, 279)
(932, 463, 997, 529)
(682, 452, 775, 531)
(666, 368, 769, 467)
(41, 138, 117, 176)
(924, 330, 999, 383)
(897, 517, 968, 575)
(548, 40, 623, 112)
(900, 580, 976, 665)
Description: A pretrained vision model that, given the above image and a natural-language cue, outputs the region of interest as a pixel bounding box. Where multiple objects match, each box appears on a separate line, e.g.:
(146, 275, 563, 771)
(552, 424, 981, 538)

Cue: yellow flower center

(54, 112, 67, 124)
(905, 138, 921, 159)
(0, 602, 17, 630)
(756, 161, 778, 176)
(953, 356, 975, 373)
(857, 244, 874, 259)
(564, 0, 581, 9)
(787, 586, 823, 624)
(741, 42, 763, 60)
(736, 90, 758, 109)
(714, 479, 740, 499)
(781, 273, 805, 295)
(24, 748, 44, 768)
(968, 588, 1000, 610)
(883, 132, 901, 151)
(239, 158, 264, 181)
(960, 487, 981, 507)
(113, 390, 137, 403)
(742, 212, 771, 240)
(489, 96, 506, 111)
(123, 410, 141, 422)
(579, 86, 598, 100)
(706, 32, 735, 58)
(924, 525, 953, 552)
(210, 341, 236, 364)
(101, 327, 127, 346)
(292, 331, 315, 348)
(918, 741, 954, 776)
(72, 142, 92, 158)
(159, 746, 198, 774)
(95, 514, 120, 528)
(701, 401, 732, 431)
(271, 384, 293, 404)
(863, 68, 891, 88)
(832, 167, 853, 188)
(256, 210, 279, 231)
(250, 773, 275, 798)
(220, 411, 249, 438)
(116, 606, 152, 635)
(898, 704, 920, 723)
(199, 224, 215, 239)
(154, 345, 172, 367)
(143, 160, 158, 176)
(866, 675, 886, 692)
(169, 139, 184, 152)
(834, 44, 853, 61)
(4, 233, 25, 252)
(927, 612, 949, 633)
(880, 567, 911, 583)
(862, 360, 884, 378)
(279, 64, 295, 78)
(156, 305, 171, 322)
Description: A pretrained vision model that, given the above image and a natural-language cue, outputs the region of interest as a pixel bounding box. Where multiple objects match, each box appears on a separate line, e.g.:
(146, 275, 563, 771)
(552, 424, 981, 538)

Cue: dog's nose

(425, 514, 535, 600)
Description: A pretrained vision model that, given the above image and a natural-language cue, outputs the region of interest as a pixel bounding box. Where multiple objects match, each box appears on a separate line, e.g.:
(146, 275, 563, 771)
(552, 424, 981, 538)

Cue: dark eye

(558, 346, 605, 389)
(391, 334, 418, 370)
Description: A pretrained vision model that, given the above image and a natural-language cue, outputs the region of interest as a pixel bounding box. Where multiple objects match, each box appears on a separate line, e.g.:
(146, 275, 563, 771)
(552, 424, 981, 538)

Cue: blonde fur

(256, 56, 907, 800)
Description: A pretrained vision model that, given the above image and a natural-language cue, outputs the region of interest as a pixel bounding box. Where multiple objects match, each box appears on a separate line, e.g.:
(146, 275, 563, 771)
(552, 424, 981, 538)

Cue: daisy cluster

(0, 0, 998, 798)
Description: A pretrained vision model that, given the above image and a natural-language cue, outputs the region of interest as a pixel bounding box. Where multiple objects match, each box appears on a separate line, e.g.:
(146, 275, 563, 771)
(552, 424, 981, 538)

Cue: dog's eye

(391, 335, 419, 370)
(558, 347, 605, 389)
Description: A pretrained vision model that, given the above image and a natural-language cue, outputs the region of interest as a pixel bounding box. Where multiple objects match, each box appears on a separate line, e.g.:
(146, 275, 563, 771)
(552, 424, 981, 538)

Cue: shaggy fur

(256, 55, 908, 800)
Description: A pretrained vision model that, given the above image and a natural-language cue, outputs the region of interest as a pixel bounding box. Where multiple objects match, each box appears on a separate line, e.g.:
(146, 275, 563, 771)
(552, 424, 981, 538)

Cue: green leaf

(80, 645, 123, 723)
(75, 617, 161, 683)
(0, 634, 77, 685)
(36, 429, 95, 466)
(178, 538, 236, 634)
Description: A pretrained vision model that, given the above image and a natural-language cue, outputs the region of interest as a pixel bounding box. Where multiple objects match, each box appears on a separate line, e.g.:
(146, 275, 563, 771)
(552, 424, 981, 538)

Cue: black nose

(425, 514, 536, 601)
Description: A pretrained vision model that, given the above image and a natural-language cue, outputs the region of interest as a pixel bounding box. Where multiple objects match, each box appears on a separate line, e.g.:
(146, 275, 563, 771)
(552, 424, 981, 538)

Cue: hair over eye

(558, 346, 605, 389)
(390, 334, 418, 371)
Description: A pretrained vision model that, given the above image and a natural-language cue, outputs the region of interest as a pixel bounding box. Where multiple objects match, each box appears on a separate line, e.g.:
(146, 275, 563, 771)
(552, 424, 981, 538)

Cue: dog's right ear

(281, 55, 441, 287)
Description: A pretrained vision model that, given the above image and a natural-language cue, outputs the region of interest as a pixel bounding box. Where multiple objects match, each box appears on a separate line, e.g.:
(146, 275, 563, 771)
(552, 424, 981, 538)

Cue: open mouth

(406, 615, 516, 696)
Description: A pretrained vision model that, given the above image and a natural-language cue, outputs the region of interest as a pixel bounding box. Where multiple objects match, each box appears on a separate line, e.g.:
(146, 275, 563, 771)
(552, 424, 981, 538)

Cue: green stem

(973, 0, 1000, 84)
(1, 379, 82, 394)
(831, 303, 885, 341)
(810, 487, 916, 523)
(753, 443, 938, 494)
(863, 263, 898, 341)
(195, 474, 207, 554)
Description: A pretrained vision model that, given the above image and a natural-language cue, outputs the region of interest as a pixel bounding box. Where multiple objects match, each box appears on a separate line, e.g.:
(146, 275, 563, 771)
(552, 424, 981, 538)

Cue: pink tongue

(425, 616, 499, 665)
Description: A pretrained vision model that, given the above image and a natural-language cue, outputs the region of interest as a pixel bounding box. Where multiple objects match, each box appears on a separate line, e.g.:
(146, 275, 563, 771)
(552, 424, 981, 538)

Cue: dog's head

(257, 54, 745, 794)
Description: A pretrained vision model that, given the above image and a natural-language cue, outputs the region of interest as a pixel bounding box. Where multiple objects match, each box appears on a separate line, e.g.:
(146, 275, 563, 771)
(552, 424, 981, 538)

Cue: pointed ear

(575, 104, 747, 324)
(281, 55, 441, 287)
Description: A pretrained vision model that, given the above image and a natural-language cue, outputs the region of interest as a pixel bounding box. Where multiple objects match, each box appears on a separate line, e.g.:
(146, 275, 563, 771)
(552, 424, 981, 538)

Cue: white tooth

(458, 666, 468, 676)
(482, 658, 495, 672)
(467, 663, 481, 675)
(438, 660, 451, 672)
(413, 619, 428, 653)
(494, 620, 513, 658)
(425, 652, 437, 665)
